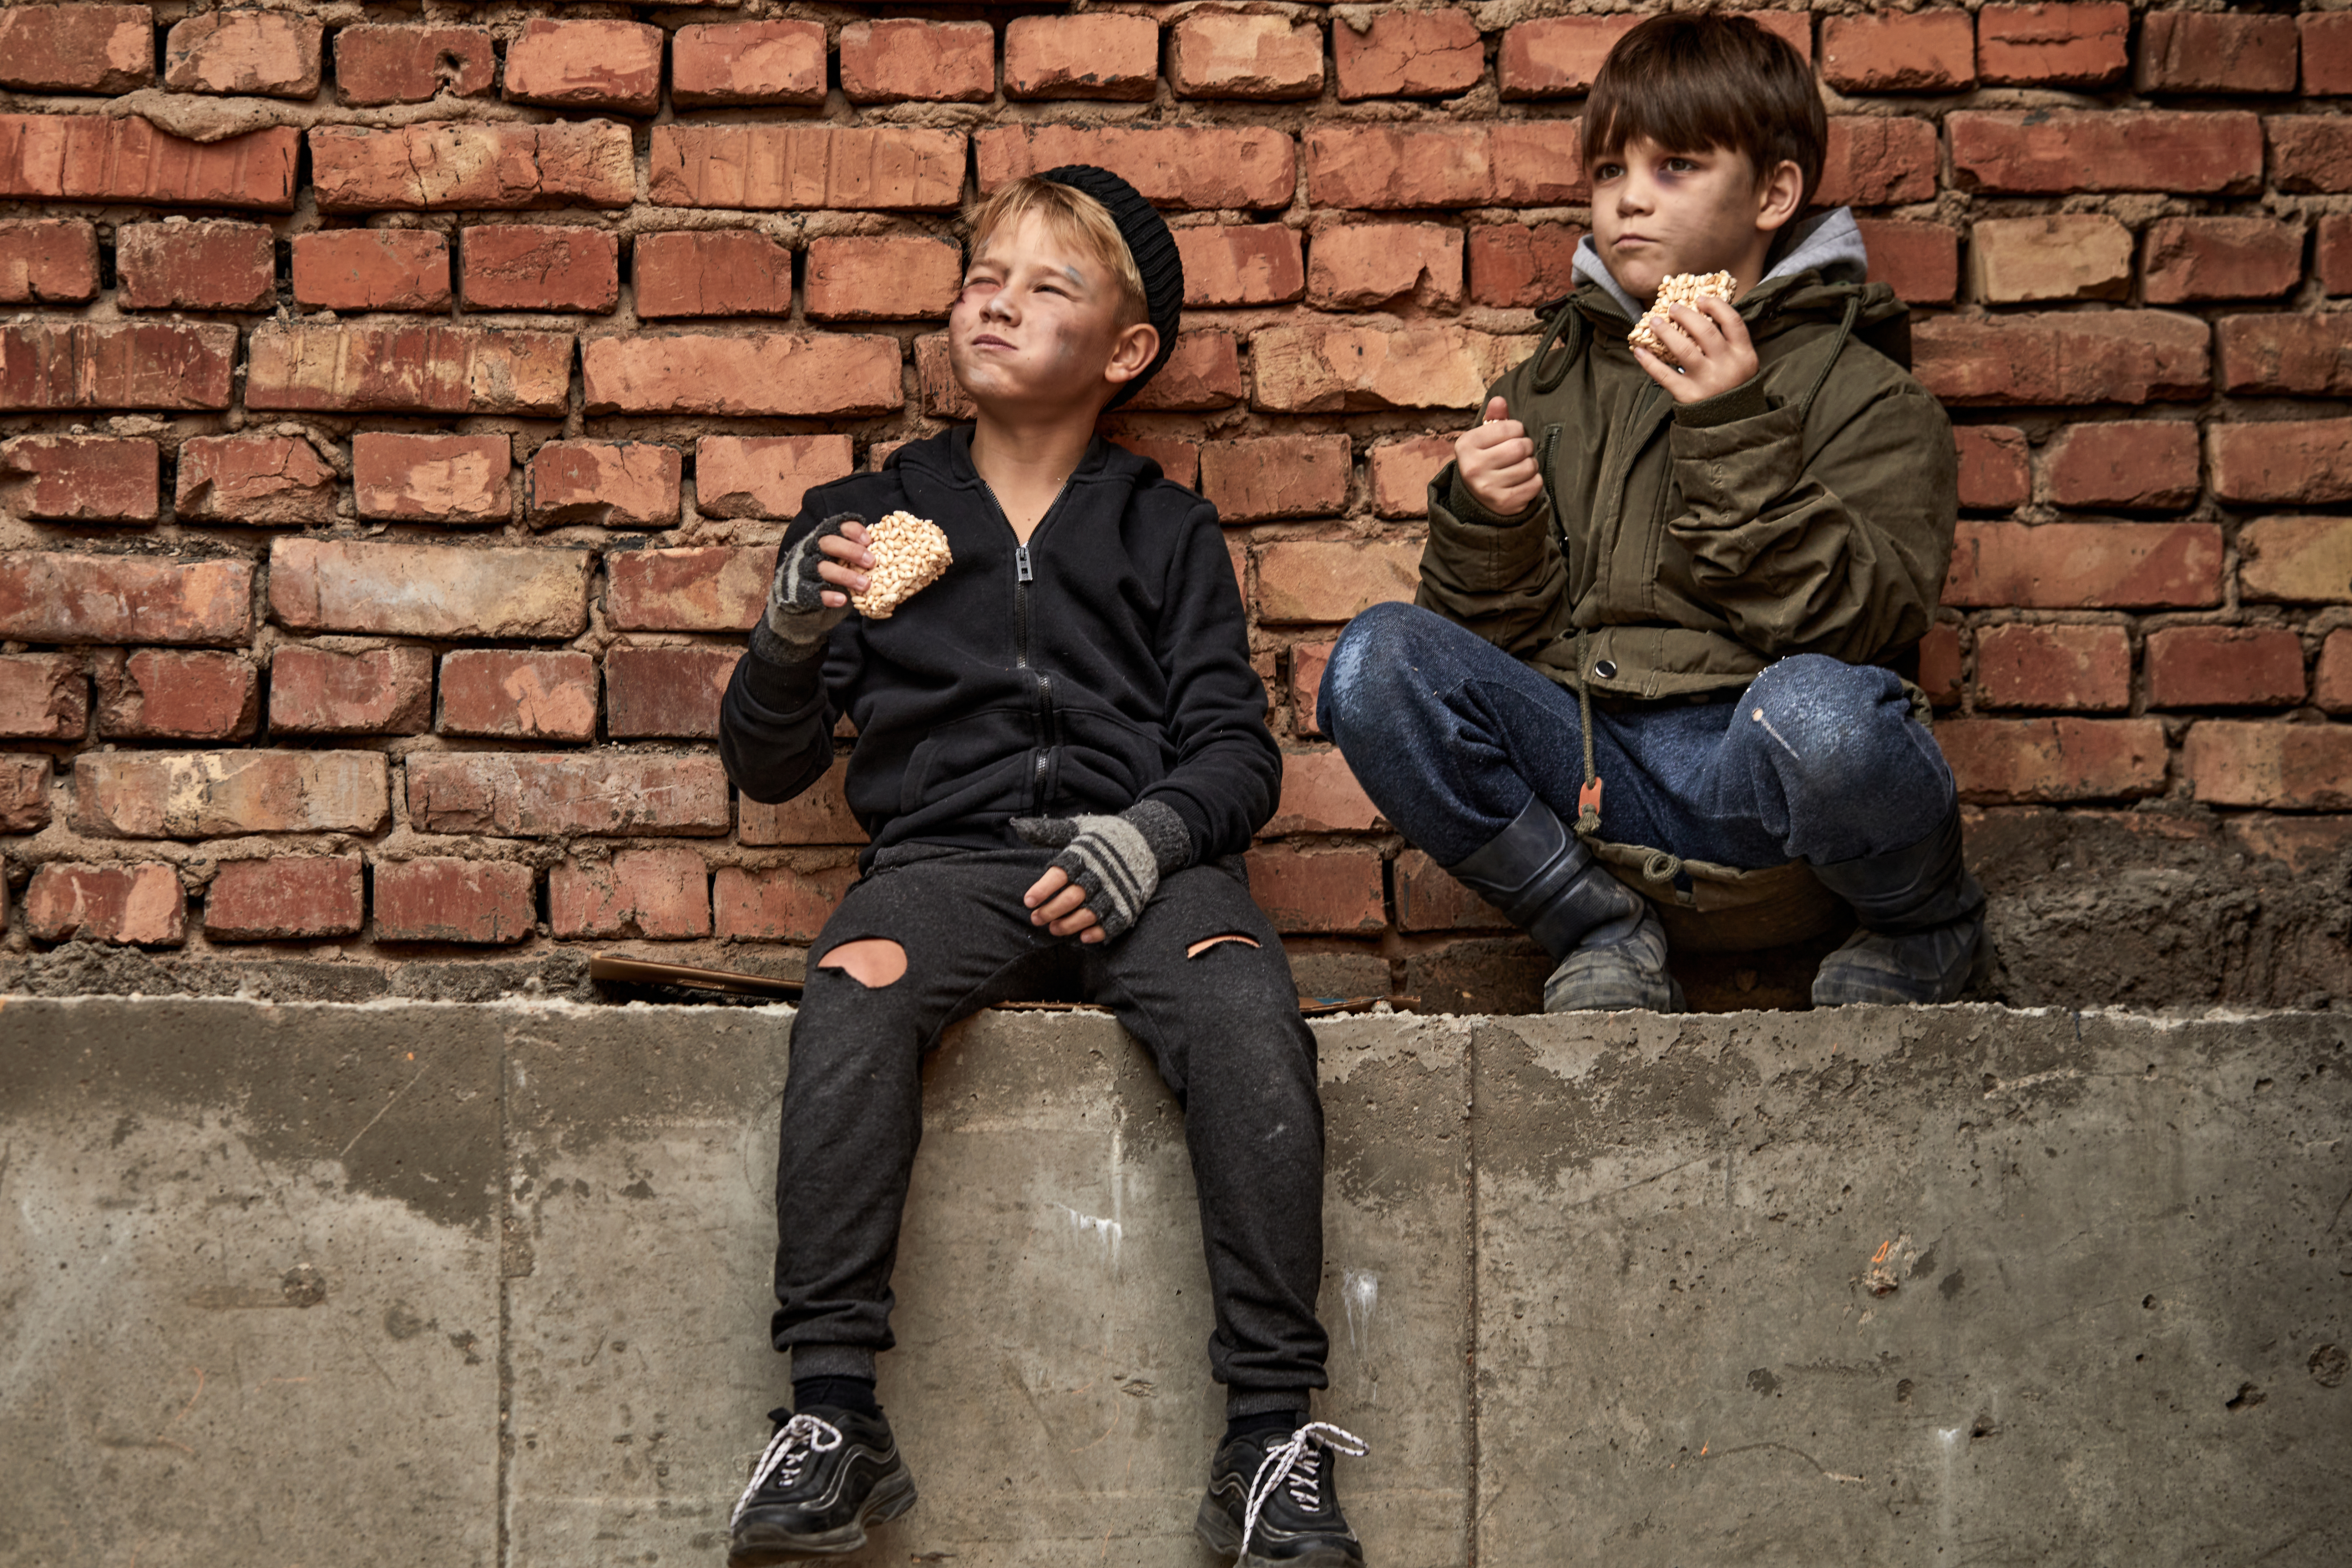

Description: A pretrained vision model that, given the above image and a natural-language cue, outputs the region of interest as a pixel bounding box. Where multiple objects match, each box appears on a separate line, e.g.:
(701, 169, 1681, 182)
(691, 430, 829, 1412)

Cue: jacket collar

(892, 425, 1162, 491)
(1568, 206, 1872, 325)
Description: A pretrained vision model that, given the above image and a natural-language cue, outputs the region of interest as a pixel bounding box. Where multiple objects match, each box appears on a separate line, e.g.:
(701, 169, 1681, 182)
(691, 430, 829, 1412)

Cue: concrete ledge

(1, 997, 2346, 1564)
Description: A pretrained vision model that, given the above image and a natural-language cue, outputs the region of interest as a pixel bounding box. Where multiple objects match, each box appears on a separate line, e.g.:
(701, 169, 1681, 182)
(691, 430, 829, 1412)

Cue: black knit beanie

(1034, 164, 1184, 407)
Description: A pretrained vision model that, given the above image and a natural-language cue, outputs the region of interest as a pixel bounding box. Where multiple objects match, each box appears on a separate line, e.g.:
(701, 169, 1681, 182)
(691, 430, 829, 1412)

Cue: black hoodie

(719, 428, 1281, 872)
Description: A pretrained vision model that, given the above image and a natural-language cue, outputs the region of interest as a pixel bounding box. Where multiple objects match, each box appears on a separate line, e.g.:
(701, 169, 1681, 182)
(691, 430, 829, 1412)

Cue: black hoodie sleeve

(717, 512, 844, 806)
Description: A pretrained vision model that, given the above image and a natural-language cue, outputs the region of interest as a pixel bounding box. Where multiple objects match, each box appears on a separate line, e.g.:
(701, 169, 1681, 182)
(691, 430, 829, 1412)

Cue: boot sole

(1194, 1498, 1364, 1567)
(728, 1468, 918, 1563)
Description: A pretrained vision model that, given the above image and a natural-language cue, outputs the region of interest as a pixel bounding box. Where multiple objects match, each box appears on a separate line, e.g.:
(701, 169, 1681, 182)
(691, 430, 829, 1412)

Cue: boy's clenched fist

(1455, 395, 1544, 518)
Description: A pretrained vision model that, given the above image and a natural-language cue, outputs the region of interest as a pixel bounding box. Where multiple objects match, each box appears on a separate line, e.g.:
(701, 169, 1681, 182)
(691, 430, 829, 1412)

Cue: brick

(2146, 627, 2305, 710)
(1913, 312, 2210, 406)
(673, 20, 826, 107)
(1937, 718, 2168, 804)
(0, 655, 85, 739)
(1242, 845, 1386, 934)
(1974, 623, 2130, 711)
(1123, 330, 1245, 412)
(1943, 521, 2222, 609)
(374, 859, 535, 945)
(1467, 223, 1582, 310)
(1170, 12, 1322, 100)
(917, 335, 976, 420)
(1498, 16, 1642, 96)
(406, 753, 730, 838)
(93, 649, 257, 740)
(696, 435, 856, 520)
(1816, 117, 1938, 207)
(605, 646, 736, 739)
(1251, 323, 1526, 414)
(1976, 3, 2128, 86)
(1496, 121, 1590, 206)
(1106, 432, 1200, 490)
(1005, 13, 1159, 101)
(2144, 218, 2302, 304)
(245, 324, 571, 416)
(1394, 849, 1512, 932)
(2042, 421, 2200, 511)
(0, 755, 51, 833)
(0, 116, 298, 209)
(1202, 435, 1351, 522)
(1334, 8, 1484, 100)
(977, 125, 1296, 212)
(1952, 111, 2262, 196)
(1370, 437, 1454, 520)
(0, 321, 237, 411)
(174, 433, 337, 526)
(1175, 225, 1305, 307)
(438, 650, 598, 742)
(0, 219, 97, 303)
(1256, 539, 1420, 623)
(713, 864, 859, 944)
(268, 645, 433, 735)
(806, 235, 963, 320)
(1744, 12, 1815, 63)
(1288, 641, 1332, 735)
(1857, 219, 1958, 305)
(2138, 12, 2297, 96)
(504, 19, 663, 115)
(1, 434, 157, 522)
(583, 334, 901, 419)
(738, 759, 863, 846)
(0, 553, 249, 646)
(1954, 426, 2029, 511)
(290, 229, 450, 310)
(1918, 622, 1964, 708)
(0, 6, 154, 93)
(166, 11, 320, 98)
(2316, 631, 2352, 714)
(2216, 315, 2352, 398)
(462, 224, 619, 313)
(2238, 517, 2352, 604)
(527, 441, 679, 528)
(840, 19, 995, 104)
(551, 849, 711, 940)
(606, 546, 768, 632)
(632, 230, 794, 319)
(1265, 747, 1381, 835)
(206, 856, 364, 941)
(2317, 217, 2352, 297)
(1966, 214, 2131, 304)
(2184, 722, 2352, 811)
(74, 750, 389, 838)
(309, 122, 633, 212)
(1821, 12, 1974, 92)
(333, 25, 496, 107)
(353, 432, 511, 523)
(651, 126, 965, 212)
(1308, 223, 1463, 310)
(2268, 117, 2352, 195)
(25, 864, 184, 946)
(2308, 15, 2352, 95)
(2209, 423, 2352, 507)
(269, 538, 590, 639)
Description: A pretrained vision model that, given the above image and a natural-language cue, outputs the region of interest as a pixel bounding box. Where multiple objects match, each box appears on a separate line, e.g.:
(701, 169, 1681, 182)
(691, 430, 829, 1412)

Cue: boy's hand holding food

(1455, 395, 1544, 517)
(1628, 273, 1759, 405)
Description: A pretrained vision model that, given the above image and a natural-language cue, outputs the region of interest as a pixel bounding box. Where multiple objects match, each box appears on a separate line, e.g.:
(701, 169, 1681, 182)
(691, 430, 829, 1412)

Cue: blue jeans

(1318, 602, 1955, 872)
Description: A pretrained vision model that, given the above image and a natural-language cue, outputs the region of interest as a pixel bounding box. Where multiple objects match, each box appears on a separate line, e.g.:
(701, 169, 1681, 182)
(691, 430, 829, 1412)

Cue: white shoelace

(1239, 1421, 1368, 1558)
(732, 1412, 844, 1526)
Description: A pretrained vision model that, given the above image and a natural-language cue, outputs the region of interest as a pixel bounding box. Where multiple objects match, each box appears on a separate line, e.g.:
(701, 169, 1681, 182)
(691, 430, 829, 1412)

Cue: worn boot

(1446, 794, 1683, 1013)
(1810, 809, 1987, 1006)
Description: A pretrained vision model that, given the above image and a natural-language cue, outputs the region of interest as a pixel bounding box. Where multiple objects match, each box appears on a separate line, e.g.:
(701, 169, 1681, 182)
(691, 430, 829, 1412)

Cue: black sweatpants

(771, 845, 1330, 1417)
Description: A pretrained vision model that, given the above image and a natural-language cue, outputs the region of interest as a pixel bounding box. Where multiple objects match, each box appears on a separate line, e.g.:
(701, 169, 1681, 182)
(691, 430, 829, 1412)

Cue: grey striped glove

(755, 511, 863, 663)
(1011, 800, 1191, 940)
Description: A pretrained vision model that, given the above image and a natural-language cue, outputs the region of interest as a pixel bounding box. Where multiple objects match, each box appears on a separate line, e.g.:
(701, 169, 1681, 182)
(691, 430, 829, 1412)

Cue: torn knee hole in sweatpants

(817, 936, 906, 988)
(1185, 934, 1261, 959)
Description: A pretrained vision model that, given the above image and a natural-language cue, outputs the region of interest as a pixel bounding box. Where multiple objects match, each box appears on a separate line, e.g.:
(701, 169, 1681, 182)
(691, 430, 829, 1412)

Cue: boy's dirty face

(1588, 136, 1771, 304)
(948, 213, 1146, 415)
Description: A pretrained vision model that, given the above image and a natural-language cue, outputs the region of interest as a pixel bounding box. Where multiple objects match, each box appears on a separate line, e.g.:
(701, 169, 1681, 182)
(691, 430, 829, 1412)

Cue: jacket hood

(1570, 206, 1875, 323)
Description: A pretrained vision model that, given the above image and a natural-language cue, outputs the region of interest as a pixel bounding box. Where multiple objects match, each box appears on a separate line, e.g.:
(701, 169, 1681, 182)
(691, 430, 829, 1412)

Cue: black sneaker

(727, 1406, 917, 1563)
(1195, 1421, 1368, 1567)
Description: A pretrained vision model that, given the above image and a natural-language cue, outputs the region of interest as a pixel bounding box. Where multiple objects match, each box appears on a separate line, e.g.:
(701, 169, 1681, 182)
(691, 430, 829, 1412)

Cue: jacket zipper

(981, 475, 1074, 812)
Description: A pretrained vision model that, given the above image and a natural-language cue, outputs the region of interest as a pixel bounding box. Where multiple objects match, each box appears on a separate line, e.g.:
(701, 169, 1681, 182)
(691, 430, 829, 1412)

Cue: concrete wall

(2, 995, 2346, 1565)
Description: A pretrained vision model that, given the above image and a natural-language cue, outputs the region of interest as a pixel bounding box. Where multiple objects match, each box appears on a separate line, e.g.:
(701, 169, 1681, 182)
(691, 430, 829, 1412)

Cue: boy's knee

(1321, 601, 1427, 736)
(1741, 656, 1919, 790)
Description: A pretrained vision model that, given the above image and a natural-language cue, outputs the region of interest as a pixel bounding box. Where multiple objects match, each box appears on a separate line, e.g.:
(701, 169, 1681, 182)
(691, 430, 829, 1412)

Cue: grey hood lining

(1569, 207, 1871, 322)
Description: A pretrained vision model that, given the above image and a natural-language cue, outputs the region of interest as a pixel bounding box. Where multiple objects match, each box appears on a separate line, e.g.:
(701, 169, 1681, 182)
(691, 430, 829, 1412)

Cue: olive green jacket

(1419, 216, 1957, 701)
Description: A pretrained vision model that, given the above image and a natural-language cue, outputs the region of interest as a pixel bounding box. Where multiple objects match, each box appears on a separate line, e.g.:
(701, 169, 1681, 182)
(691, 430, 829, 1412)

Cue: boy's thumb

(1482, 395, 1510, 424)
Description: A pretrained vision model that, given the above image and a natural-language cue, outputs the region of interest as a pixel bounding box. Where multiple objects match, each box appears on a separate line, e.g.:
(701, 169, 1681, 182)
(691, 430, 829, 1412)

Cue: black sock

(1223, 1408, 1305, 1448)
(794, 1375, 880, 1418)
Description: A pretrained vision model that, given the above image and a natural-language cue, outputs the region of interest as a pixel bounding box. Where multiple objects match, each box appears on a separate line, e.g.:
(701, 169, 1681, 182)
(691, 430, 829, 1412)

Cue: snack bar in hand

(1627, 270, 1738, 356)
(848, 511, 953, 619)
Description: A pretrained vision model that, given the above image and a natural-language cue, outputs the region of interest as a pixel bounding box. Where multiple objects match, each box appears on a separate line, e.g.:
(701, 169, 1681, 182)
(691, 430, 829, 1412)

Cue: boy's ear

(1753, 157, 1805, 235)
(1100, 321, 1161, 394)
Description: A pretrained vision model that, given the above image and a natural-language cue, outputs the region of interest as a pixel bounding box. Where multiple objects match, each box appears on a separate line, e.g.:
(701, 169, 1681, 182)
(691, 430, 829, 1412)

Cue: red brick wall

(1, 2, 2345, 1007)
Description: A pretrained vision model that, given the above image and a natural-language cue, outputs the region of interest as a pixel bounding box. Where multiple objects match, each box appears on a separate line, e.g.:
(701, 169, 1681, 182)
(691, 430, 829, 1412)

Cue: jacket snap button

(1594, 659, 1618, 679)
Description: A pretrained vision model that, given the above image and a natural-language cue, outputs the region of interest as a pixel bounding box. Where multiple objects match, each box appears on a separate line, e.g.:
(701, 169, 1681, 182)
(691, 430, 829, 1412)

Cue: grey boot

(1445, 795, 1683, 1014)
(1810, 809, 1988, 1007)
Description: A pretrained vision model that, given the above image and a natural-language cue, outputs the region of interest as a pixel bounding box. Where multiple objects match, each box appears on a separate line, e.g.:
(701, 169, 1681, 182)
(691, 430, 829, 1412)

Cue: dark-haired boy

(718, 168, 1366, 1567)
(1322, 14, 1976, 1013)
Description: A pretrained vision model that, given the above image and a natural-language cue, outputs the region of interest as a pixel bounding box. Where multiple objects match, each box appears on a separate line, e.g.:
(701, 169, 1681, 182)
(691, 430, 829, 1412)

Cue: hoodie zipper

(980, 474, 1075, 812)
